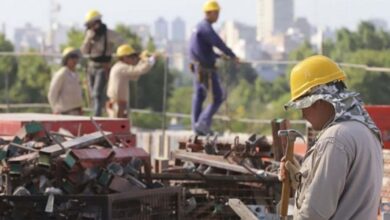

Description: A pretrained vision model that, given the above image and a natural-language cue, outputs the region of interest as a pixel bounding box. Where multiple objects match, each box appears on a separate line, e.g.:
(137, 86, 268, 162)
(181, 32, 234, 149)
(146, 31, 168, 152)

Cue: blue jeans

(191, 66, 225, 133)
(89, 67, 107, 116)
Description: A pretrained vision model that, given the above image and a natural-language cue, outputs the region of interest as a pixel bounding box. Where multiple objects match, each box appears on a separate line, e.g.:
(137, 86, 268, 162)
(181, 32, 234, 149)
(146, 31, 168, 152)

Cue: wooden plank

(228, 198, 258, 220)
(172, 150, 277, 178)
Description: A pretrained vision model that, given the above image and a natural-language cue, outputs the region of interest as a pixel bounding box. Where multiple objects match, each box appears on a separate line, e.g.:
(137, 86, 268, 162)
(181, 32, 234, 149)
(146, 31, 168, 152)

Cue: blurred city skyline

(1, 0, 390, 37)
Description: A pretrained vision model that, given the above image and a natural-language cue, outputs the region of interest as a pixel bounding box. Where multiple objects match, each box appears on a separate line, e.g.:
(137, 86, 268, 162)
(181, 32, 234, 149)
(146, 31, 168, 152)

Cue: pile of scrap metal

(151, 135, 281, 219)
(0, 120, 167, 219)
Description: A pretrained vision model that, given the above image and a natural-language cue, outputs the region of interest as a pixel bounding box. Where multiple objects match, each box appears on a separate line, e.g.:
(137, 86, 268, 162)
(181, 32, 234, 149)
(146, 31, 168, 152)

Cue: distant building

(44, 23, 70, 52)
(154, 17, 169, 47)
(220, 21, 261, 60)
(172, 17, 186, 42)
(167, 40, 188, 73)
(130, 24, 151, 46)
(14, 23, 45, 52)
(261, 34, 298, 57)
(293, 17, 312, 40)
(310, 27, 336, 54)
(256, 0, 294, 41)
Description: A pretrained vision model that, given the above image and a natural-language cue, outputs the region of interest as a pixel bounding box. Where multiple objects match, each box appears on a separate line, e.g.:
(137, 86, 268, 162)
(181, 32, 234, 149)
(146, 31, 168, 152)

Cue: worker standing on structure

(106, 44, 156, 118)
(279, 55, 383, 219)
(48, 47, 83, 115)
(81, 10, 124, 116)
(189, 0, 239, 135)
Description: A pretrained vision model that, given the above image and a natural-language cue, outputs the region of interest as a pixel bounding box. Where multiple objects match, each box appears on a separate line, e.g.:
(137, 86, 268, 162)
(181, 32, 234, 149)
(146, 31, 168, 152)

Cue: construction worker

(189, 0, 239, 135)
(106, 44, 156, 118)
(81, 10, 124, 116)
(279, 55, 383, 219)
(48, 47, 83, 115)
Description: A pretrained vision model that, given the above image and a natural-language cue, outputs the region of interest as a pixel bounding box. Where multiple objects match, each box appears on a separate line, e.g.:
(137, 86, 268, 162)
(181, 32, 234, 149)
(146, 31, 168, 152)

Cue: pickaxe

(278, 129, 304, 219)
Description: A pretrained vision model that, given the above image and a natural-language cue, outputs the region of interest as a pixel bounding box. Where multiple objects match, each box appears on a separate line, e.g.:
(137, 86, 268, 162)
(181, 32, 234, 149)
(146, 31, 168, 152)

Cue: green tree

(344, 50, 390, 104)
(146, 37, 157, 52)
(0, 34, 17, 103)
(218, 60, 258, 88)
(115, 24, 142, 51)
(358, 22, 383, 50)
(168, 86, 192, 114)
(61, 28, 85, 50)
(288, 41, 315, 61)
(10, 50, 51, 103)
(135, 59, 174, 111)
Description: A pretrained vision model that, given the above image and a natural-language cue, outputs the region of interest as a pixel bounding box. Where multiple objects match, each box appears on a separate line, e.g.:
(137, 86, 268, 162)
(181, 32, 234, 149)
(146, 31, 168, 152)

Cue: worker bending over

(106, 44, 156, 118)
(279, 55, 383, 220)
(48, 47, 83, 115)
(81, 10, 124, 116)
(189, 0, 239, 135)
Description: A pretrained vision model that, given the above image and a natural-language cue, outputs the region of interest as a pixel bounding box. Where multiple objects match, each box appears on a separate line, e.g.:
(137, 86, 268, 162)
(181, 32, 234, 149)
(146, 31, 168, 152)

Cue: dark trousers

(89, 67, 107, 116)
(191, 64, 225, 133)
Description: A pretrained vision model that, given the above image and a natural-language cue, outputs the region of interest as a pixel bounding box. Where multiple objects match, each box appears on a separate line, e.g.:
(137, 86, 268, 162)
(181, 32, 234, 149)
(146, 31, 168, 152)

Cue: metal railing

(0, 103, 307, 125)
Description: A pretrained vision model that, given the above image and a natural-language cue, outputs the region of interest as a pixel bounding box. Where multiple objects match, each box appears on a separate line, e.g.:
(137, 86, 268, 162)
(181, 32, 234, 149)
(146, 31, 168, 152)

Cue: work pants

(88, 65, 108, 116)
(191, 64, 225, 133)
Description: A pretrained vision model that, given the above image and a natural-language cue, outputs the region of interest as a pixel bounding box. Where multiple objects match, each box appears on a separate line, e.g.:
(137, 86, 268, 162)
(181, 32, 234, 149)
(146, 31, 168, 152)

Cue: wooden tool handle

(280, 139, 295, 217)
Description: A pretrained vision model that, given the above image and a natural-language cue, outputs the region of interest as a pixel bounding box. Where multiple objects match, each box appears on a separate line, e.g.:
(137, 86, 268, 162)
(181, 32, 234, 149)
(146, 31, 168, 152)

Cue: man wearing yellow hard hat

(279, 55, 383, 219)
(48, 47, 83, 115)
(81, 10, 124, 116)
(189, 0, 239, 135)
(106, 44, 156, 118)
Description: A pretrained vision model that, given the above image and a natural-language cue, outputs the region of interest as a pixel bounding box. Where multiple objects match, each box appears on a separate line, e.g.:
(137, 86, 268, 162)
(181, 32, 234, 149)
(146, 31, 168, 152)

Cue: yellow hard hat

(85, 10, 102, 24)
(62, 47, 78, 58)
(289, 55, 346, 101)
(203, 0, 220, 12)
(116, 44, 136, 57)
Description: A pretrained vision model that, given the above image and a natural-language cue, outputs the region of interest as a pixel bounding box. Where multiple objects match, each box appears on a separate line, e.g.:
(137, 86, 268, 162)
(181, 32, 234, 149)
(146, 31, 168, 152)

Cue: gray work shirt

(294, 121, 383, 220)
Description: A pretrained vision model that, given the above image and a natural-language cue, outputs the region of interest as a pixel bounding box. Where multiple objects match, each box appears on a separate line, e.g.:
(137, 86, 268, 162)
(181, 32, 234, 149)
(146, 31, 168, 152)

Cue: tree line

(0, 21, 389, 132)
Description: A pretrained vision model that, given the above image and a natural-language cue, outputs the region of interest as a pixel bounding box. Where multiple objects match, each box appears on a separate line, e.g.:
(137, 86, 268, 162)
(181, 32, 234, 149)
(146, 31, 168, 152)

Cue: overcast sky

(1, 0, 390, 38)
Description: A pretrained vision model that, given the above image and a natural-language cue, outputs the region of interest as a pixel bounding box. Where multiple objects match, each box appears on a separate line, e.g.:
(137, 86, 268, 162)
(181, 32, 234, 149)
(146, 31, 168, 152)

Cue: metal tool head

(278, 129, 305, 142)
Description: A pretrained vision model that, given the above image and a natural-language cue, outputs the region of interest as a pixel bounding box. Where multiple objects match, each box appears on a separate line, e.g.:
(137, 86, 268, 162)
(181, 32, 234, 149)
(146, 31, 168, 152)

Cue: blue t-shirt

(189, 19, 236, 68)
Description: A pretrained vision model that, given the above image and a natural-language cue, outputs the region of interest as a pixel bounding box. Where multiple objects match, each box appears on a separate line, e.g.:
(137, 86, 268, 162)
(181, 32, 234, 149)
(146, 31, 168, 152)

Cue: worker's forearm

(80, 40, 93, 55)
(81, 30, 95, 55)
(127, 58, 154, 79)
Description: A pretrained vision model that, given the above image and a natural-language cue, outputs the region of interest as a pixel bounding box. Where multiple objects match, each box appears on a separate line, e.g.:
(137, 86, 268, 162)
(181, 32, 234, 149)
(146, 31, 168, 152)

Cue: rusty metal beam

(148, 172, 279, 183)
(113, 147, 149, 163)
(9, 143, 39, 152)
(38, 131, 112, 166)
(172, 150, 277, 178)
(8, 152, 39, 175)
(108, 175, 139, 192)
(64, 148, 114, 170)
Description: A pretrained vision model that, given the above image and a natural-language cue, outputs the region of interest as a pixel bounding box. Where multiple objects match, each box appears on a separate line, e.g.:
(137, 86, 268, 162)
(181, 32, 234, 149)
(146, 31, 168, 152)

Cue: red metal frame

(365, 105, 390, 149)
(0, 113, 135, 146)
